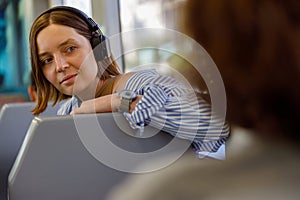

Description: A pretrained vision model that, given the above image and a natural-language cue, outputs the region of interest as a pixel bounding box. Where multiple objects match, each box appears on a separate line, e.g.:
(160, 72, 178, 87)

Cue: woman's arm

(70, 94, 142, 114)
(121, 70, 230, 153)
(71, 69, 230, 153)
(124, 84, 229, 152)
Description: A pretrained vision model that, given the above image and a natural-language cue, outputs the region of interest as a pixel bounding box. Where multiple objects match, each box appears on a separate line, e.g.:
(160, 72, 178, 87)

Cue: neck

(95, 78, 109, 97)
(74, 78, 105, 101)
(95, 76, 117, 97)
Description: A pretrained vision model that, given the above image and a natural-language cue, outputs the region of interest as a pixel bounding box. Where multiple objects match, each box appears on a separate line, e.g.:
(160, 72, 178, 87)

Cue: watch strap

(119, 97, 131, 113)
(118, 89, 138, 113)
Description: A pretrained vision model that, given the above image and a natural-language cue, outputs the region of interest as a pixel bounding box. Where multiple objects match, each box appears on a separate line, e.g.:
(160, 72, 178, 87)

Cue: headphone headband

(39, 6, 101, 33)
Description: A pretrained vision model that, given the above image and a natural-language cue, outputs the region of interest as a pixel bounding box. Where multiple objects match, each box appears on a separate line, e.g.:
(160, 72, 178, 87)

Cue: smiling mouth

(60, 74, 78, 84)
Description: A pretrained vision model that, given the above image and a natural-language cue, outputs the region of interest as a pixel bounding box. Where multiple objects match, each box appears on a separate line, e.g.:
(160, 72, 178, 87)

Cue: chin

(60, 87, 75, 96)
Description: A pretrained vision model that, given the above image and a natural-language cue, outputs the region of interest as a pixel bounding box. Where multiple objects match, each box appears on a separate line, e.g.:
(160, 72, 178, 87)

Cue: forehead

(36, 24, 87, 52)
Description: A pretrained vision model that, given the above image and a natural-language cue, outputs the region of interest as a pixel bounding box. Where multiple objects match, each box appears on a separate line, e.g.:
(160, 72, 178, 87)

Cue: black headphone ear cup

(91, 34, 110, 61)
(91, 34, 106, 47)
(90, 35, 100, 49)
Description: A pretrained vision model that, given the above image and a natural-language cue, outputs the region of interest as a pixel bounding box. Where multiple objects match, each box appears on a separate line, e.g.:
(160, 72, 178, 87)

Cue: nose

(55, 54, 69, 72)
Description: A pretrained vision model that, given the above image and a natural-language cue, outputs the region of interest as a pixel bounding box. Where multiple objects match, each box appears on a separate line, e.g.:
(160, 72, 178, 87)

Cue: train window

(119, 0, 188, 72)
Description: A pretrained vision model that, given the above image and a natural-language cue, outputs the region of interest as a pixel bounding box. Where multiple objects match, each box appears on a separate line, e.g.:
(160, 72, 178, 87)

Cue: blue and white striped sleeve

(123, 70, 230, 153)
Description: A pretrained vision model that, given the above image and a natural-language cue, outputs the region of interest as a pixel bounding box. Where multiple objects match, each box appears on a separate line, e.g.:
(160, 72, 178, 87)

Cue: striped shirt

(58, 69, 230, 154)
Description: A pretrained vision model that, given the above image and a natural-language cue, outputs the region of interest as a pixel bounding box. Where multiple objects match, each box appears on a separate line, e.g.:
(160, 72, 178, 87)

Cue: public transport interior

(2, 0, 296, 200)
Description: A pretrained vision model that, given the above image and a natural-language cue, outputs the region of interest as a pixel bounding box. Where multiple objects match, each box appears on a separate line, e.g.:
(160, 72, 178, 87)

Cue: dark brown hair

(30, 9, 120, 115)
(184, 0, 300, 139)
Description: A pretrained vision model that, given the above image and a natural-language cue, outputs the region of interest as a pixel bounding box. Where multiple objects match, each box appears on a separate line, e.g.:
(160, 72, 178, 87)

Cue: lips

(60, 73, 78, 84)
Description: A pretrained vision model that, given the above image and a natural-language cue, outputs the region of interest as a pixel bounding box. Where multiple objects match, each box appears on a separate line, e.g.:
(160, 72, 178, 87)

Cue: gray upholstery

(8, 113, 191, 200)
(0, 102, 61, 200)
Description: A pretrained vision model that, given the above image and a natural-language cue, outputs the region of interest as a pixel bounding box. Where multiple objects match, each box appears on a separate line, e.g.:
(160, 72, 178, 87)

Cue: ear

(27, 86, 37, 102)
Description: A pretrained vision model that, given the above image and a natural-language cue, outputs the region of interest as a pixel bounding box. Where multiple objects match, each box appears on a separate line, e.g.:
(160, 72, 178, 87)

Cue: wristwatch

(118, 89, 138, 113)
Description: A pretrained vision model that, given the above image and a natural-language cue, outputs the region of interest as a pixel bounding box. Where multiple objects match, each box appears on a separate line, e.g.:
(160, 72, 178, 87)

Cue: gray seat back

(0, 102, 61, 200)
(8, 113, 191, 200)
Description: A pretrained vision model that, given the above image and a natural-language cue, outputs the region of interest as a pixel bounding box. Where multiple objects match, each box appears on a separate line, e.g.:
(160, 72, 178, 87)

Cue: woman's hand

(129, 95, 143, 113)
(70, 94, 142, 115)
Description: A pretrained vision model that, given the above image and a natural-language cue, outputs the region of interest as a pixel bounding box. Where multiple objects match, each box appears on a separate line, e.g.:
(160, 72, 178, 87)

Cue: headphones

(38, 6, 110, 61)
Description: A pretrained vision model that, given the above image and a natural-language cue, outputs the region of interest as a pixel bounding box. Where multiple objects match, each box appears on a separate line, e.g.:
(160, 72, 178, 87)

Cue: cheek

(42, 68, 57, 86)
(78, 51, 98, 77)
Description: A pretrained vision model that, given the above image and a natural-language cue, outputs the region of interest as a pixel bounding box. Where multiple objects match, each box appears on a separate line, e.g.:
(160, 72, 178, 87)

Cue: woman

(29, 6, 229, 155)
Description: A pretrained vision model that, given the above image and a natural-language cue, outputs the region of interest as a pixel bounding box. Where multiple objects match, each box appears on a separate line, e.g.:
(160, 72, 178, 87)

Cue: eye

(66, 46, 76, 53)
(40, 57, 53, 66)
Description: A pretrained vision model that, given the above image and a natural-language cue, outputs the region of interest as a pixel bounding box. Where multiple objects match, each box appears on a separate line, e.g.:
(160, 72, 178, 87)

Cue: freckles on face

(36, 24, 99, 96)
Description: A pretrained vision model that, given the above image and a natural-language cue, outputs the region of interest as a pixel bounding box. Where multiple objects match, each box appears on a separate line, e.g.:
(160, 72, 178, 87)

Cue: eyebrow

(38, 38, 78, 58)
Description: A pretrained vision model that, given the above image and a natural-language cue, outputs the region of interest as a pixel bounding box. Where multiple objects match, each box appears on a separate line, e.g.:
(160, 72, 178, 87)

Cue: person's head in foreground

(184, 0, 300, 141)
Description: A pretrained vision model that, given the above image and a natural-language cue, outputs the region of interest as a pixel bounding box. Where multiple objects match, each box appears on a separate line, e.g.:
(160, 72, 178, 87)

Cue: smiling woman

(29, 6, 230, 156)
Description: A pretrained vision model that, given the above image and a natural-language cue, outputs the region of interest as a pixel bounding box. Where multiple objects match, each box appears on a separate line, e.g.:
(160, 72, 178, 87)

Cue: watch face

(119, 90, 137, 99)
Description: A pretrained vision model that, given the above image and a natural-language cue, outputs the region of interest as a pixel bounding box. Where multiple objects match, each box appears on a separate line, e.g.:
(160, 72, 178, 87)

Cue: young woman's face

(37, 24, 98, 96)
